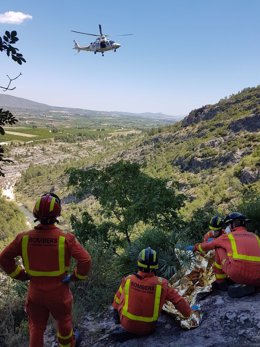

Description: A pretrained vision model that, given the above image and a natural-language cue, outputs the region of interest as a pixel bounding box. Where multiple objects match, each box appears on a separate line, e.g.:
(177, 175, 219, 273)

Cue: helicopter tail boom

(73, 40, 91, 52)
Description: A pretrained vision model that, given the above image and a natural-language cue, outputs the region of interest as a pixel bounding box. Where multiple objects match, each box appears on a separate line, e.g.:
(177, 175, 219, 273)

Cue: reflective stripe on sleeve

(198, 244, 205, 254)
(114, 295, 120, 304)
(215, 274, 227, 279)
(75, 270, 88, 280)
(214, 262, 222, 270)
(9, 265, 23, 278)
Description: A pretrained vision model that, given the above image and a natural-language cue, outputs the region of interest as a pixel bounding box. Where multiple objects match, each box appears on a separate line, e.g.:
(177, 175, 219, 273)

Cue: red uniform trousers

(26, 282, 75, 347)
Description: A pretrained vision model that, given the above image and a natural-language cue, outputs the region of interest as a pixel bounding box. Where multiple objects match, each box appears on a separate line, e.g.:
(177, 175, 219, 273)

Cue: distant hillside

(118, 86, 260, 215)
(4, 86, 260, 217)
(0, 93, 181, 122)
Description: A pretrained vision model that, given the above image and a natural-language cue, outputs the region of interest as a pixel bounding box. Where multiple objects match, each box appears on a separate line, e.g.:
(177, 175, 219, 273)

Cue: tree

(67, 160, 186, 247)
(0, 31, 26, 176)
(0, 31, 26, 65)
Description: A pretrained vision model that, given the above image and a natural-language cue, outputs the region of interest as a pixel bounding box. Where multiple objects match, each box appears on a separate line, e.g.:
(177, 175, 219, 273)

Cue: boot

(110, 326, 137, 342)
(228, 284, 256, 298)
(212, 280, 228, 291)
(74, 329, 82, 347)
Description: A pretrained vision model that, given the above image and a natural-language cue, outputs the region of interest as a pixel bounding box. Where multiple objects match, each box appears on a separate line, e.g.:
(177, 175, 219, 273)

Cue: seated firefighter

(112, 247, 193, 340)
(0, 193, 92, 347)
(203, 215, 224, 242)
(194, 212, 260, 297)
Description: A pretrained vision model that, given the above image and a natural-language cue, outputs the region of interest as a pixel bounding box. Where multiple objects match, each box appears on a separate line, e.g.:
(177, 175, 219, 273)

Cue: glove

(207, 238, 214, 242)
(191, 304, 201, 311)
(185, 245, 195, 251)
(17, 271, 31, 281)
(113, 309, 120, 324)
(62, 274, 73, 284)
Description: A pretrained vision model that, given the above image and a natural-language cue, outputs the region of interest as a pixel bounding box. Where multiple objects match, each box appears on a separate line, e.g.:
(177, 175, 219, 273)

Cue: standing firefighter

(0, 193, 92, 347)
(112, 247, 193, 341)
(193, 212, 260, 297)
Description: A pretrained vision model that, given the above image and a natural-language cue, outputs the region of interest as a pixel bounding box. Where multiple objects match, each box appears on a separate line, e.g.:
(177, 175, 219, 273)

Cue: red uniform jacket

(203, 229, 224, 242)
(195, 227, 260, 286)
(0, 224, 92, 290)
(112, 271, 191, 335)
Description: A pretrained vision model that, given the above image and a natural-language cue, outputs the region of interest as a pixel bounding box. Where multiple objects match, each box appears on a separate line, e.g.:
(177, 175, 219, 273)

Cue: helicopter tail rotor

(73, 40, 81, 53)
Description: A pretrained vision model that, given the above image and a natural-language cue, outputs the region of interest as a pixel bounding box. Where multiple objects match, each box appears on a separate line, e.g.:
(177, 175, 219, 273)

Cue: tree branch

(0, 73, 22, 91)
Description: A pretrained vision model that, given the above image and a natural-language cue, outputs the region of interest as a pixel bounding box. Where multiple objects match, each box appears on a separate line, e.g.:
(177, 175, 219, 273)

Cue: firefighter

(193, 212, 260, 297)
(0, 193, 92, 347)
(203, 215, 224, 242)
(112, 247, 194, 341)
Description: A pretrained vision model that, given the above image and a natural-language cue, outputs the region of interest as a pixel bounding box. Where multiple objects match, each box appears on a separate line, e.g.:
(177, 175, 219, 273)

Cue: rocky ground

(44, 290, 260, 347)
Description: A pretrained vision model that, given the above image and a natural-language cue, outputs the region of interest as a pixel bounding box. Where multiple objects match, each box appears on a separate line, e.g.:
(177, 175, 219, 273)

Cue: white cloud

(0, 11, 32, 25)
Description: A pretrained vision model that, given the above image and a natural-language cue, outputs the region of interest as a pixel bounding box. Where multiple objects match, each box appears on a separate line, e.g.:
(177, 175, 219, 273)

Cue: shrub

(0, 276, 28, 347)
(71, 237, 120, 320)
(117, 227, 187, 279)
(237, 194, 260, 236)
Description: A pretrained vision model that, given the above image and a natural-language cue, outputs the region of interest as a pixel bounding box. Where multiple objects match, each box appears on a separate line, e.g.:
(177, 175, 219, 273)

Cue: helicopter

(71, 24, 131, 56)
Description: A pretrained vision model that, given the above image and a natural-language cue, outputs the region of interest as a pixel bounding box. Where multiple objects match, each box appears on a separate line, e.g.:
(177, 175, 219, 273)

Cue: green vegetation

(68, 161, 185, 248)
(0, 30, 26, 176)
(0, 197, 27, 248)
(1, 85, 260, 345)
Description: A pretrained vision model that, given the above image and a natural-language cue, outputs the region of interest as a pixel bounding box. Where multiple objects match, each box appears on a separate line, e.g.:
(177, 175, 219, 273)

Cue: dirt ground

(73, 290, 260, 347)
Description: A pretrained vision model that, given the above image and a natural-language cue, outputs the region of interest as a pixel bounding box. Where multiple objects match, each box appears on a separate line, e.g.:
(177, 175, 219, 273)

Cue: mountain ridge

(116, 85, 260, 214)
(0, 93, 181, 121)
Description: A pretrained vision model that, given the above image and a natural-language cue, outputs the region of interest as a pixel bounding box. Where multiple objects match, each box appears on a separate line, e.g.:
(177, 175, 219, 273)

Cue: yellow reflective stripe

(215, 274, 227, 279)
(75, 270, 87, 280)
(35, 197, 41, 211)
(114, 295, 120, 304)
(9, 265, 23, 278)
(49, 197, 55, 212)
(59, 236, 65, 273)
(228, 234, 260, 262)
(119, 285, 123, 294)
(137, 261, 148, 268)
(122, 278, 162, 322)
(59, 344, 71, 347)
(22, 235, 66, 276)
(209, 226, 221, 231)
(153, 250, 157, 262)
(257, 235, 260, 248)
(57, 329, 73, 339)
(214, 262, 222, 269)
(198, 244, 205, 254)
(137, 261, 158, 269)
(22, 235, 30, 272)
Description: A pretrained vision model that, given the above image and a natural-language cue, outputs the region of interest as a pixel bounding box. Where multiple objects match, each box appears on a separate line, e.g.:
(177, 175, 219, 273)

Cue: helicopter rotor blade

(99, 24, 103, 36)
(71, 30, 99, 37)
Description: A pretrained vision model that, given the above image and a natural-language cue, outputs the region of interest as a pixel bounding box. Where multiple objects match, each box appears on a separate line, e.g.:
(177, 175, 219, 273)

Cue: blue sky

(1, 0, 260, 117)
